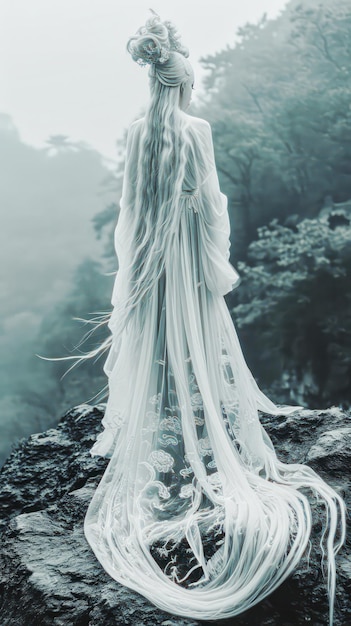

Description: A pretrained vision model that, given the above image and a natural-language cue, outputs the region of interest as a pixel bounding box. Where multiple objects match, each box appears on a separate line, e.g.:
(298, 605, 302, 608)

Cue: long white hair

(122, 54, 193, 331)
(39, 11, 194, 381)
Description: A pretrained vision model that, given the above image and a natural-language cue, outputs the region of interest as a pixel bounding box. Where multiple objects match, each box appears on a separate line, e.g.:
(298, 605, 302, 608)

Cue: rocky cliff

(0, 404, 350, 626)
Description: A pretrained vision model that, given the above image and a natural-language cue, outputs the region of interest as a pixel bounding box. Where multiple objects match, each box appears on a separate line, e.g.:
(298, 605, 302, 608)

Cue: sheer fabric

(84, 115, 345, 623)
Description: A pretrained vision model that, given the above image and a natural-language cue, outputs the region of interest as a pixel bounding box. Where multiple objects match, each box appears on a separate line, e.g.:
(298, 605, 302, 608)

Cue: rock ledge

(0, 404, 350, 625)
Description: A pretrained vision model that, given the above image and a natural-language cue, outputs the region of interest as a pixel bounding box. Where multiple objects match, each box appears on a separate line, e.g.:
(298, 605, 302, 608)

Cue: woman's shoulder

(125, 117, 144, 145)
(129, 116, 144, 131)
(184, 114, 211, 131)
(183, 115, 212, 142)
(131, 116, 144, 125)
(128, 114, 210, 131)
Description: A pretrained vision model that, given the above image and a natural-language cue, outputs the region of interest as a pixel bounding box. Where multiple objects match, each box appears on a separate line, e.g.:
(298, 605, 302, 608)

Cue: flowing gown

(84, 114, 344, 622)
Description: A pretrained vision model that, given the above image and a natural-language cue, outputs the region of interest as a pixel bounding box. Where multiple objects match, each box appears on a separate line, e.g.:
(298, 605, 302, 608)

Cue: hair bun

(127, 9, 189, 67)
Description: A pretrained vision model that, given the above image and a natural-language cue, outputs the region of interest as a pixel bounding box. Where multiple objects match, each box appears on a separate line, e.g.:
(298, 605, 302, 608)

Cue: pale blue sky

(1, 0, 288, 164)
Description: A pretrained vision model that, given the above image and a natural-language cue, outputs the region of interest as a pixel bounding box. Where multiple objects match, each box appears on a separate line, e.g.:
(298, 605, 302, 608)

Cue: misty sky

(1, 1, 288, 165)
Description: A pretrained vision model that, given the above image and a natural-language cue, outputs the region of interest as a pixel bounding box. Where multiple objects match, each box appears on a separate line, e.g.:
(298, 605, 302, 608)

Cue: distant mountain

(0, 112, 119, 463)
(0, 113, 117, 320)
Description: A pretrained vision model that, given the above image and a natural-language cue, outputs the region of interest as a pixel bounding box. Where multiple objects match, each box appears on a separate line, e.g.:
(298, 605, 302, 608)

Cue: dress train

(84, 181, 345, 622)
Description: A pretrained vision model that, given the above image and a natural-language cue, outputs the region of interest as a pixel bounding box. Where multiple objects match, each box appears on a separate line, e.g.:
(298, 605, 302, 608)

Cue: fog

(1, 1, 288, 162)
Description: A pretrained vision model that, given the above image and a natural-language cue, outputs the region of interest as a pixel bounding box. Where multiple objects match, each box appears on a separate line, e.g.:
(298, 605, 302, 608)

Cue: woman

(83, 11, 345, 623)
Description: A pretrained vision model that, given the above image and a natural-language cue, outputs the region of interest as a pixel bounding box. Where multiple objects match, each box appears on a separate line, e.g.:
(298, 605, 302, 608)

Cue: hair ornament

(163, 19, 189, 58)
(127, 9, 189, 68)
(134, 37, 170, 67)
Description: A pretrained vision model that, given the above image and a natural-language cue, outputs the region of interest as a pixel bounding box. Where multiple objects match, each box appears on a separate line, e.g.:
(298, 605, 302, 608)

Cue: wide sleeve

(195, 121, 240, 296)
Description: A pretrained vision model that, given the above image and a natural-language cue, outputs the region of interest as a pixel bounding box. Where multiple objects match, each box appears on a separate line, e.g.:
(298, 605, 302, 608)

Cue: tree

(192, 0, 351, 258)
(231, 204, 351, 407)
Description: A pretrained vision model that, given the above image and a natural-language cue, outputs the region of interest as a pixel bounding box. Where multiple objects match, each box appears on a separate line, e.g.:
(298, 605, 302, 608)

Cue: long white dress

(84, 114, 345, 622)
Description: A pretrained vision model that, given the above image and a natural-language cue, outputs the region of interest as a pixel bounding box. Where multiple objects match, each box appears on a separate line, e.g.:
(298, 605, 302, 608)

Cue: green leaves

(192, 0, 351, 258)
(232, 212, 351, 406)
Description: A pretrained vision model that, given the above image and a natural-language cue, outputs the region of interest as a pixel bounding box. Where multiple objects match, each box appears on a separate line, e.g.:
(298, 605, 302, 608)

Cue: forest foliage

(191, 0, 351, 407)
(231, 208, 351, 407)
(2, 0, 351, 465)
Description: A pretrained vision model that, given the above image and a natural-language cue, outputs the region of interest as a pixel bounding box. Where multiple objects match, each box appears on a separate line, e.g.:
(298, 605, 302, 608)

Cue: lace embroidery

(104, 407, 125, 429)
(191, 392, 203, 411)
(148, 450, 175, 472)
(143, 365, 222, 502)
(208, 472, 222, 488)
(194, 415, 205, 426)
(198, 436, 213, 458)
(145, 411, 159, 432)
(180, 466, 194, 477)
(154, 481, 171, 500)
(159, 416, 182, 434)
(189, 373, 198, 389)
(207, 459, 217, 469)
(158, 433, 179, 447)
(220, 351, 236, 386)
(149, 392, 162, 408)
(179, 484, 193, 499)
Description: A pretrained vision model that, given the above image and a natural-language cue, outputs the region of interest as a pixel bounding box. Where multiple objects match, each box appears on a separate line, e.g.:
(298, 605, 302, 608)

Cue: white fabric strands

(84, 112, 346, 624)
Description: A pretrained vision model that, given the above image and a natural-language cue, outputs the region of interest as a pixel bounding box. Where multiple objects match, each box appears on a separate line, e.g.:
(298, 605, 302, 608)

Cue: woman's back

(83, 11, 346, 625)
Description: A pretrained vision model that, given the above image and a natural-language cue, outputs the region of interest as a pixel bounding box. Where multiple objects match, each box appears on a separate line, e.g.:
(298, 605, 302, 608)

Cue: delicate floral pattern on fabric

(207, 472, 224, 497)
(220, 350, 236, 386)
(149, 392, 162, 408)
(158, 433, 179, 447)
(198, 436, 213, 458)
(84, 112, 344, 626)
(179, 484, 193, 499)
(110, 409, 125, 428)
(101, 408, 125, 435)
(159, 416, 182, 434)
(148, 450, 175, 472)
(222, 399, 239, 413)
(154, 481, 171, 500)
(194, 414, 205, 426)
(146, 411, 160, 431)
(208, 472, 221, 486)
(191, 392, 203, 411)
(180, 466, 194, 477)
(207, 459, 217, 469)
(189, 373, 198, 390)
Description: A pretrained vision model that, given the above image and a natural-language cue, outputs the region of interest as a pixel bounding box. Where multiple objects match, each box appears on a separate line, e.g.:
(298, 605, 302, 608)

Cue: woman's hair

(121, 11, 194, 330)
(38, 11, 194, 388)
(126, 9, 190, 78)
